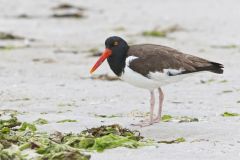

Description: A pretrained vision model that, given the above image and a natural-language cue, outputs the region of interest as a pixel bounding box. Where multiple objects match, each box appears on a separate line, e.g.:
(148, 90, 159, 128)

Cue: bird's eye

(113, 41, 118, 46)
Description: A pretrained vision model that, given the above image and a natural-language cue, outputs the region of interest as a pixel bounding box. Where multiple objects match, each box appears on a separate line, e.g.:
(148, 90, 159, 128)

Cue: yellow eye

(113, 41, 118, 46)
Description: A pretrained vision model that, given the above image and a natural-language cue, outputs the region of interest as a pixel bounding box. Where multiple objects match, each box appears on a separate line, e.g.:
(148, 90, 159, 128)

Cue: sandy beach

(0, 0, 240, 159)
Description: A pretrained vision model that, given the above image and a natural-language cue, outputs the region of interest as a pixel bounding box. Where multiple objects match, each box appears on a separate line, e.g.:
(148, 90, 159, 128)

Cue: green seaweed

(0, 32, 24, 40)
(51, 13, 84, 18)
(63, 124, 145, 152)
(91, 134, 143, 152)
(200, 79, 215, 84)
(34, 118, 49, 125)
(89, 74, 119, 81)
(18, 122, 37, 132)
(40, 150, 90, 160)
(0, 115, 21, 129)
(211, 44, 238, 49)
(142, 25, 183, 38)
(222, 90, 233, 93)
(142, 30, 167, 37)
(57, 119, 78, 123)
(52, 3, 85, 11)
(0, 150, 25, 160)
(178, 116, 199, 123)
(219, 80, 228, 83)
(94, 114, 121, 118)
(0, 116, 150, 159)
(158, 137, 186, 144)
(80, 124, 142, 140)
(113, 27, 126, 32)
(161, 115, 173, 122)
(0, 45, 18, 50)
(221, 112, 240, 117)
(87, 48, 101, 57)
(88, 47, 100, 53)
(161, 115, 198, 123)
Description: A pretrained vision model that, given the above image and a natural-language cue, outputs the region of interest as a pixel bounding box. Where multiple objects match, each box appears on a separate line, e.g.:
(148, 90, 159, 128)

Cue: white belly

(120, 66, 160, 90)
(120, 65, 189, 90)
(119, 56, 190, 90)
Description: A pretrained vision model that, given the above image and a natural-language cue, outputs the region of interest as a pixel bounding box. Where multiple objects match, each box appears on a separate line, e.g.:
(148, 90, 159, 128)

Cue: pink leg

(131, 90, 155, 127)
(154, 88, 164, 122)
(149, 90, 155, 124)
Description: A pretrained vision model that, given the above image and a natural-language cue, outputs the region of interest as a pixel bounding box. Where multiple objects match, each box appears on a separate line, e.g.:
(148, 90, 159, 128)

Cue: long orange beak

(90, 48, 112, 74)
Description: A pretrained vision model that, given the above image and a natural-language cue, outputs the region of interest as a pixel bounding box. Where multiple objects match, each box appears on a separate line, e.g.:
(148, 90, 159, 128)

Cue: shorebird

(90, 36, 224, 127)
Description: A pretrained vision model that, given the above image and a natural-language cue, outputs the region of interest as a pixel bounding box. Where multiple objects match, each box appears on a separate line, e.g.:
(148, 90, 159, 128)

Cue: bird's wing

(127, 44, 223, 77)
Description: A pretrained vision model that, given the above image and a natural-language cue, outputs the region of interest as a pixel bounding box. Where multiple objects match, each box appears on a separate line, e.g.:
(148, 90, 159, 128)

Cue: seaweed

(158, 137, 186, 144)
(0, 116, 150, 159)
(10, 97, 30, 102)
(91, 134, 143, 152)
(142, 25, 183, 38)
(80, 74, 119, 81)
(222, 90, 233, 93)
(94, 114, 122, 118)
(51, 3, 85, 19)
(54, 49, 78, 54)
(52, 3, 85, 11)
(41, 150, 90, 160)
(200, 79, 215, 84)
(142, 30, 166, 37)
(0, 115, 90, 159)
(32, 58, 56, 63)
(16, 14, 32, 19)
(0, 150, 26, 160)
(0, 32, 24, 40)
(161, 115, 199, 123)
(219, 80, 228, 83)
(51, 12, 84, 18)
(18, 122, 37, 132)
(127, 110, 150, 118)
(161, 115, 173, 122)
(87, 47, 101, 57)
(0, 45, 18, 50)
(57, 119, 78, 123)
(221, 112, 240, 117)
(81, 124, 142, 140)
(63, 124, 144, 152)
(113, 27, 126, 32)
(34, 118, 49, 125)
(210, 44, 238, 49)
(178, 116, 199, 123)
(0, 115, 21, 129)
(90, 74, 119, 81)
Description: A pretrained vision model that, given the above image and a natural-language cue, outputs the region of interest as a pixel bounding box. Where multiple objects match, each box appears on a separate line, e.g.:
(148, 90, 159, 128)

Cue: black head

(90, 36, 129, 76)
(105, 36, 128, 50)
(105, 36, 129, 76)
(105, 36, 129, 62)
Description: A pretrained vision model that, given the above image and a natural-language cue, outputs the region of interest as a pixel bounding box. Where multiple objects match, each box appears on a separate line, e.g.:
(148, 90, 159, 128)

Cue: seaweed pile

(0, 114, 145, 160)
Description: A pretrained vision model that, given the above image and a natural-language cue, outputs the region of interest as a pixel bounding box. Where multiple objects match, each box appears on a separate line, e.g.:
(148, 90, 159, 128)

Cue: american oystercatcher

(90, 36, 224, 127)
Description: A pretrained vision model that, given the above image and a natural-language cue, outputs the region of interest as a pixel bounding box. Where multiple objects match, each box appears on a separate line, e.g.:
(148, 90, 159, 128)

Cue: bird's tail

(209, 62, 224, 74)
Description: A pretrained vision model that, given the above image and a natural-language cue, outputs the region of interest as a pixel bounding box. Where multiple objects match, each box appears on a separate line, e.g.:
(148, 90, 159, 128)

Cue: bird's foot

(131, 117, 160, 127)
(153, 116, 161, 123)
(131, 121, 153, 127)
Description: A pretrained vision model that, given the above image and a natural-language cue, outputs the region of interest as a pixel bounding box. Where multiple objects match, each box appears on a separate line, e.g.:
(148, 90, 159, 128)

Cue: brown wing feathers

(127, 44, 224, 77)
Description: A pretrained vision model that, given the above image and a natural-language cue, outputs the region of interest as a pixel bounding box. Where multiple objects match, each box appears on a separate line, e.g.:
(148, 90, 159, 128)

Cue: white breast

(119, 56, 189, 90)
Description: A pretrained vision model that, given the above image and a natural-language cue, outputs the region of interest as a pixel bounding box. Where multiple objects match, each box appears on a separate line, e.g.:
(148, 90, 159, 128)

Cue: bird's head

(90, 36, 128, 74)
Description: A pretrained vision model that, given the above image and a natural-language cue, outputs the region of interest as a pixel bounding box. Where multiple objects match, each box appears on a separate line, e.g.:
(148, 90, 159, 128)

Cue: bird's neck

(107, 48, 128, 76)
